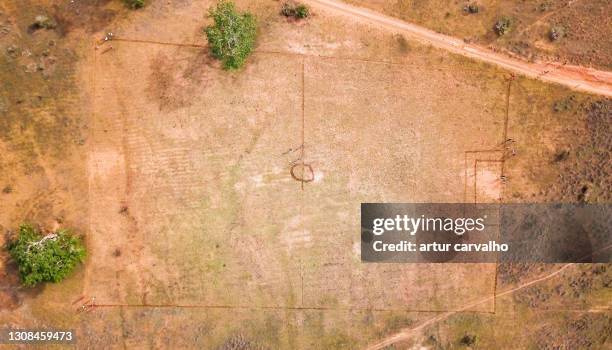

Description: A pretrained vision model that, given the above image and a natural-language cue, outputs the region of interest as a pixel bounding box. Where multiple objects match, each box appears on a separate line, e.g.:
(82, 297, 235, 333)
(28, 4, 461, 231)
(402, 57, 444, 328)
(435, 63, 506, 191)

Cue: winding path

(305, 0, 612, 97)
(365, 262, 573, 349)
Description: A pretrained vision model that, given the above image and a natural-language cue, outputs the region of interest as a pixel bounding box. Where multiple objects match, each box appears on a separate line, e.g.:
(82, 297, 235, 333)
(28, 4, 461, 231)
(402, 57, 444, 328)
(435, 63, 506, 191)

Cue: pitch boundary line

(88, 39, 542, 318)
(89, 38, 501, 314)
(108, 37, 515, 76)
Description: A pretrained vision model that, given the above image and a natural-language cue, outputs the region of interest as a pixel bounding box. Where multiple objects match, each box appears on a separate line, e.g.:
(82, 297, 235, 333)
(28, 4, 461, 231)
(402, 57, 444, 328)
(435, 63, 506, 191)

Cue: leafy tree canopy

(8, 224, 86, 287)
(205, 1, 257, 69)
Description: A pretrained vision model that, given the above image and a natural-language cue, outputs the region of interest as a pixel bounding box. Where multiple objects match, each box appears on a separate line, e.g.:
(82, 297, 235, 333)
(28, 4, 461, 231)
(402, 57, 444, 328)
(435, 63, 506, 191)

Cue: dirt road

(365, 262, 572, 349)
(364, 241, 612, 349)
(306, 0, 612, 97)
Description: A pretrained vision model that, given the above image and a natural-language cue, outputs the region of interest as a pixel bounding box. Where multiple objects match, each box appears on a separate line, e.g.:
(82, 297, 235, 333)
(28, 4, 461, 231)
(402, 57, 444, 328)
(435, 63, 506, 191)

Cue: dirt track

(365, 243, 612, 350)
(305, 0, 612, 97)
(365, 262, 572, 349)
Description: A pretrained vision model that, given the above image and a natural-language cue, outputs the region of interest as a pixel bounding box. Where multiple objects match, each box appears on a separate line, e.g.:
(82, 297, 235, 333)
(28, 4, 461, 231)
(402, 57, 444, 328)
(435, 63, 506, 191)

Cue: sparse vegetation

(553, 149, 570, 162)
(553, 95, 576, 112)
(281, 1, 310, 19)
(463, 3, 479, 14)
(7, 224, 86, 287)
(459, 334, 477, 346)
(533, 98, 611, 203)
(349, 0, 610, 69)
(29, 15, 56, 32)
(217, 334, 261, 350)
(538, 1, 553, 12)
(549, 25, 565, 41)
(494, 17, 512, 36)
(124, 0, 145, 9)
(205, 1, 257, 70)
(534, 314, 612, 349)
(394, 34, 411, 53)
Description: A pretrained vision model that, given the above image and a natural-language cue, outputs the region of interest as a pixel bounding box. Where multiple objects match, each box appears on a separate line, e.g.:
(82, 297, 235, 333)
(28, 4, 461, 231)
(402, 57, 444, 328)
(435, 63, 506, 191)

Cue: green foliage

(494, 17, 512, 36)
(295, 4, 310, 19)
(8, 224, 86, 287)
(205, 1, 257, 70)
(281, 2, 310, 19)
(124, 0, 145, 10)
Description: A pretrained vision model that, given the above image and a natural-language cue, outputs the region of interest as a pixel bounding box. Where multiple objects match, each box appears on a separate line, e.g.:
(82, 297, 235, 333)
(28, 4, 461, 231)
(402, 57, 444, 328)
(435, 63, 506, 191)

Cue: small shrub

(463, 4, 479, 14)
(205, 1, 257, 70)
(218, 334, 260, 350)
(459, 334, 477, 346)
(553, 149, 570, 162)
(2, 185, 12, 194)
(549, 25, 565, 41)
(35, 15, 56, 29)
(295, 4, 310, 18)
(394, 34, 411, 53)
(538, 1, 552, 12)
(281, 1, 310, 19)
(494, 17, 512, 36)
(553, 95, 576, 112)
(29, 15, 56, 32)
(124, 0, 145, 9)
(7, 224, 86, 287)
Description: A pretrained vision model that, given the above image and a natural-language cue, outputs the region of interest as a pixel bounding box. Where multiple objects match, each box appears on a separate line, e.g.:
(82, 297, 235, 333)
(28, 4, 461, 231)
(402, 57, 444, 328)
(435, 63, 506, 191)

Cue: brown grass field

(0, 0, 610, 349)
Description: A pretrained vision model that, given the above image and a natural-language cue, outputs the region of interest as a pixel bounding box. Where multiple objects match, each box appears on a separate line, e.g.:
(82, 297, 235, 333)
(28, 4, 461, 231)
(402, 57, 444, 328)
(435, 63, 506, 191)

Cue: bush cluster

(549, 26, 565, 41)
(32, 15, 56, 30)
(463, 3, 479, 14)
(124, 0, 145, 9)
(8, 224, 86, 287)
(281, 2, 310, 19)
(205, 1, 257, 70)
(494, 17, 512, 36)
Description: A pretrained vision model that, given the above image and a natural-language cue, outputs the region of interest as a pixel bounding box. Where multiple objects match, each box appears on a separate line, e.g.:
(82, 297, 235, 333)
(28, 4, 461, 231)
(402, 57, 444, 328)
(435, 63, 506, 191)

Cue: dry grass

(345, 0, 612, 70)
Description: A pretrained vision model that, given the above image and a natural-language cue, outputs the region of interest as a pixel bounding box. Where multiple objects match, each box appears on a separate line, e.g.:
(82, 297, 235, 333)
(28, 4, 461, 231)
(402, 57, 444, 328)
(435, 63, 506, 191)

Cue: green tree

(8, 224, 86, 287)
(205, 1, 257, 69)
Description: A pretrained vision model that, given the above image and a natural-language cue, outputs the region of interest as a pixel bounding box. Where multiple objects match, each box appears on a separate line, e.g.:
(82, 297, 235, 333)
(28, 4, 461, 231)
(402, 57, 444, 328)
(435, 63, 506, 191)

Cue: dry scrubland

(346, 0, 612, 70)
(0, 0, 610, 349)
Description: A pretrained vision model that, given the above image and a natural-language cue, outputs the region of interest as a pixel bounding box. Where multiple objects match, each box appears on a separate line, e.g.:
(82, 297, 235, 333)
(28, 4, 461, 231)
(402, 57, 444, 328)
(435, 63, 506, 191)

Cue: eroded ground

(0, 0, 610, 349)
